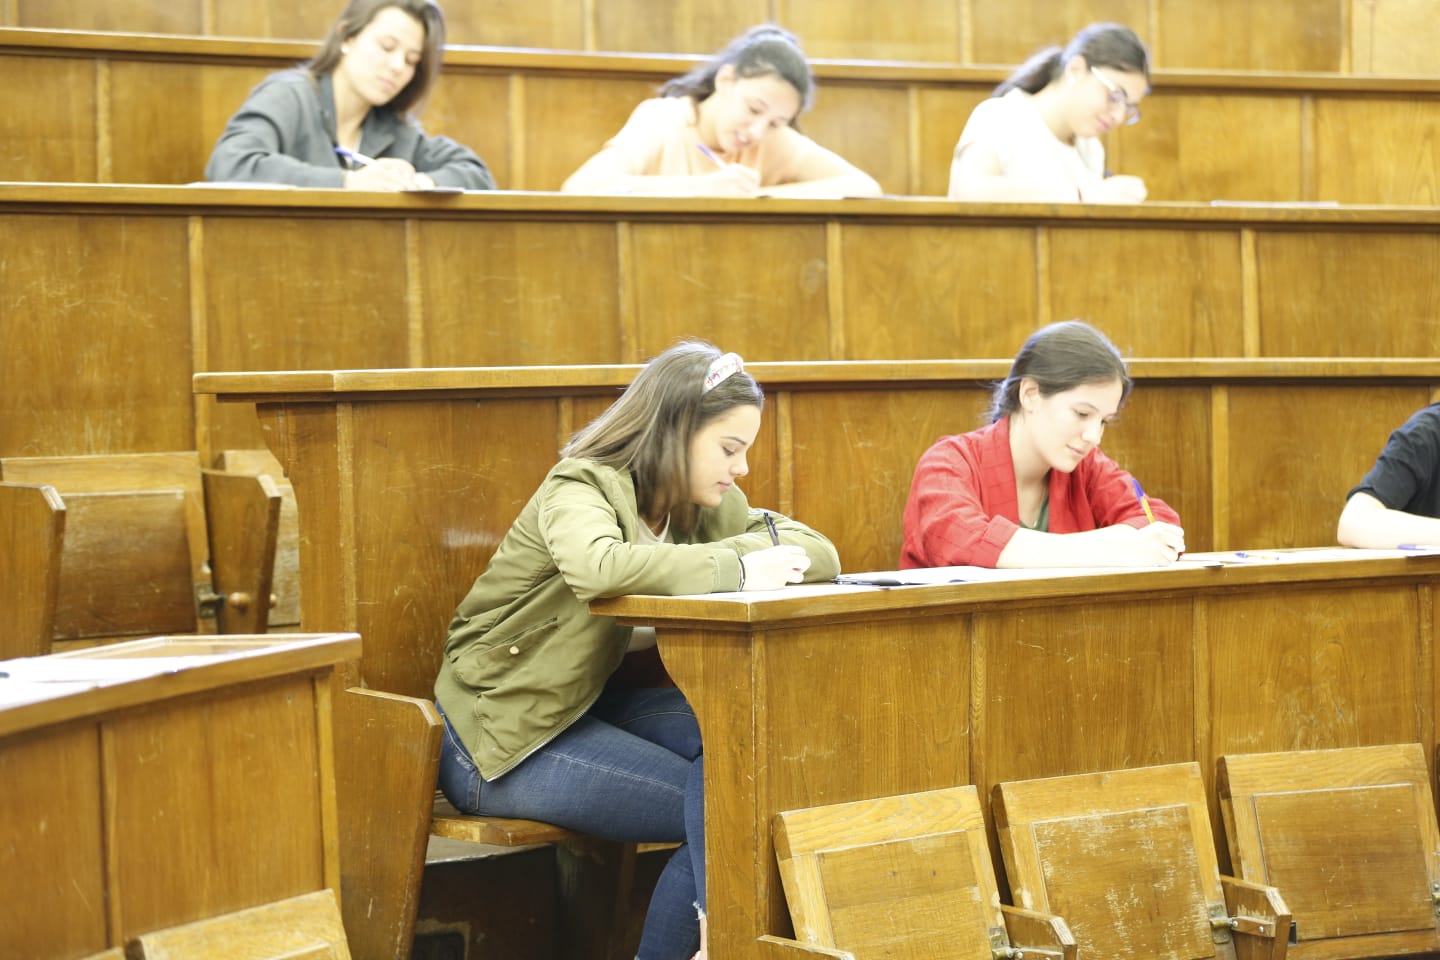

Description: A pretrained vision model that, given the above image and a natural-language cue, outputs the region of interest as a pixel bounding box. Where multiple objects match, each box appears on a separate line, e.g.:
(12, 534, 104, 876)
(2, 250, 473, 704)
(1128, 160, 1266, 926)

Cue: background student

(433, 342, 840, 960)
(948, 22, 1150, 204)
(561, 24, 882, 199)
(206, 0, 494, 190)
(1337, 402, 1440, 548)
(901, 320, 1184, 569)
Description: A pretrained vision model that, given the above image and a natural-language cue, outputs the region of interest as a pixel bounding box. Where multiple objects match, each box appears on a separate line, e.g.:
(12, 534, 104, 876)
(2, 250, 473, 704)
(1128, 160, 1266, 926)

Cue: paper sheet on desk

(0, 654, 234, 684)
(834, 558, 1226, 586)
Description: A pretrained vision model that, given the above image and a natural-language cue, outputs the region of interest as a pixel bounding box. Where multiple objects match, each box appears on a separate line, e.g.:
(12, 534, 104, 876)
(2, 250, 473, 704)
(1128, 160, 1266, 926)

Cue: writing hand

(344, 158, 423, 192)
(700, 163, 761, 198)
(1082, 175, 1147, 204)
(740, 545, 812, 590)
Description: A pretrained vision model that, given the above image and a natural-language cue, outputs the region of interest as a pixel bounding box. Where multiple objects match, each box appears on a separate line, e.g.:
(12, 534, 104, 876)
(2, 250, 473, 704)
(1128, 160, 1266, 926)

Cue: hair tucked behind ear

(988, 320, 1132, 423)
(565, 341, 763, 534)
(661, 24, 814, 116)
(309, 0, 446, 116)
(994, 22, 1151, 97)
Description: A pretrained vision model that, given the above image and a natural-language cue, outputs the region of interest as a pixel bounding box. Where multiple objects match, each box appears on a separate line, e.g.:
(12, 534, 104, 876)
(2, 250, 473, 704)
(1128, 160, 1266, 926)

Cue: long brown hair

(994, 22, 1151, 98)
(989, 321, 1132, 423)
(661, 24, 814, 117)
(308, 0, 446, 116)
(565, 342, 764, 534)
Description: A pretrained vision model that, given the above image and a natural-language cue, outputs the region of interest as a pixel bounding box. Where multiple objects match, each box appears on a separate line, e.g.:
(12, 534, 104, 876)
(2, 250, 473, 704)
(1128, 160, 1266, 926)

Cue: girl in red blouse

(901, 321, 1185, 568)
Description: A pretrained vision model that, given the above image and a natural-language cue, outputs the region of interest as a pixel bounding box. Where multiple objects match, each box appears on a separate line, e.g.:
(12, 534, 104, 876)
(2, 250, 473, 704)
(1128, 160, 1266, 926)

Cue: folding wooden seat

(213, 449, 300, 627)
(1217, 743, 1440, 959)
(0, 452, 280, 646)
(994, 762, 1291, 960)
(772, 785, 1075, 959)
(124, 888, 350, 959)
(0, 481, 65, 658)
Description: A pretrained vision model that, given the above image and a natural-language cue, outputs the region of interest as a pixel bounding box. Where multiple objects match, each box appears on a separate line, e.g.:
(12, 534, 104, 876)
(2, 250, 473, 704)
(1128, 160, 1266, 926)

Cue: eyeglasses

(1090, 67, 1141, 126)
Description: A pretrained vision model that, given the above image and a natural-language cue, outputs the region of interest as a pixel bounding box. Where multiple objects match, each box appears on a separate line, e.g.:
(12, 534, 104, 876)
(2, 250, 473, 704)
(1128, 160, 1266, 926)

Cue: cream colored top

(952, 89, 1106, 198)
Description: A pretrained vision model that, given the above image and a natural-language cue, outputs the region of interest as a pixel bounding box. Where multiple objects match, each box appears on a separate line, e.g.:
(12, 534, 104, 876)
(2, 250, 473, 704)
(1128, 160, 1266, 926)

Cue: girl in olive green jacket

(435, 342, 840, 960)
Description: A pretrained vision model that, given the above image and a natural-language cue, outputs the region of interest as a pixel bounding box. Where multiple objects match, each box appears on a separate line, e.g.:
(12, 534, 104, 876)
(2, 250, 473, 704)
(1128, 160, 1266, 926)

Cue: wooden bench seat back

(215, 449, 300, 628)
(994, 762, 1238, 960)
(0, 481, 65, 658)
(126, 888, 350, 960)
(1217, 743, 1440, 958)
(773, 785, 1074, 959)
(202, 467, 281, 634)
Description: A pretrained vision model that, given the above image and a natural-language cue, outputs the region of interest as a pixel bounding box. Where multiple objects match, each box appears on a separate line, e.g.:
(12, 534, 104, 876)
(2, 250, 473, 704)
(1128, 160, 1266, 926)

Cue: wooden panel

(1115, 93, 1304, 203)
(593, 3, 765, 56)
(0, 483, 65, 659)
(1157, 0, 1344, 71)
(840, 224, 1037, 360)
(111, 60, 272, 185)
(915, 86, 992, 198)
(1257, 232, 1440, 356)
(1207, 585, 1423, 757)
(415, 71, 512, 191)
(128, 889, 349, 960)
(1048, 227, 1245, 356)
(1223, 385, 1430, 548)
(0, 214, 193, 456)
(1352, 0, 1440, 74)
(440, 0, 586, 48)
(521, 74, 659, 192)
(199, 217, 410, 451)
(801, 82, 910, 196)
(0, 724, 107, 959)
(108, 673, 326, 938)
(1098, 385, 1212, 551)
(969, 0, 1150, 69)
(778, 0, 962, 61)
(416, 220, 623, 365)
(628, 223, 832, 361)
(978, 600, 1196, 789)
(15, 0, 202, 32)
(212, 4, 331, 41)
(1314, 97, 1440, 205)
(0, 55, 96, 181)
(788, 388, 989, 573)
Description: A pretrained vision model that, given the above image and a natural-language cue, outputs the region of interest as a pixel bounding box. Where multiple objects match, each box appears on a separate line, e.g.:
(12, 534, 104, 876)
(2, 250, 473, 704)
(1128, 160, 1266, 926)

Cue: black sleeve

(1350, 406, 1440, 511)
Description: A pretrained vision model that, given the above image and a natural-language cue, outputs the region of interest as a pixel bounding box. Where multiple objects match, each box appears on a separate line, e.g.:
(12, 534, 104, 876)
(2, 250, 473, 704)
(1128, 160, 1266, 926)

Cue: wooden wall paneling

(839, 223, 1038, 360)
(1046, 226, 1246, 357)
(439, 0, 588, 49)
(626, 222, 833, 361)
(415, 71, 513, 190)
(786, 386, 990, 573)
(15, 0, 203, 33)
(520, 73, 661, 191)
(914, 85, 993, 197)
(1098, 383, 1213, 551)
(968, 0, 1151, 69)
(0, 724, 107, 958)
(801, 81, 912, 196)
(198, 216, 411, 452)
(592, 1, 766, 57)
(109, 61, 273, 185)
(1351, 0, 1440, 75)
(1255, 230, 1440, 357)
(778, 0, 964, 62)
(1155, 0, 1344, 72)
(1313, 96, 1440, 205)
(1205, 584, 1424, 757)
(0, 214, 194, 457)
(1223, 384, 1431, 548)
(1114, 92, 1305, 202)
(0, 54, 97, 181)
(211, 3, 330, 43)
(106, 674, 327, 938)
(416, 219, 624, 365)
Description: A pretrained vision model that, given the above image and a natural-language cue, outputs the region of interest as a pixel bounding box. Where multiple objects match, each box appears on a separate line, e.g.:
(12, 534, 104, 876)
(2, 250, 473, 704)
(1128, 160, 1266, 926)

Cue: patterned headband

(702, 352, 745, 393)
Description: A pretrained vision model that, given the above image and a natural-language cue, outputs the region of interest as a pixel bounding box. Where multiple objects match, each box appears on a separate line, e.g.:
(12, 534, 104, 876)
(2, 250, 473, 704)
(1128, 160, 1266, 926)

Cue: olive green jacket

(435, 458, 841, 780)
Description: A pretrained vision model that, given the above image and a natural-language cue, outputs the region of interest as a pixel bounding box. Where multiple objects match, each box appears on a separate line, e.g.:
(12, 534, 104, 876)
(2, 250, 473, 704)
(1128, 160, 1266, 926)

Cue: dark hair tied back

(661, 24, 814, 115)
(988, 320, 1132, 423)
(994, 22, 1150, 98)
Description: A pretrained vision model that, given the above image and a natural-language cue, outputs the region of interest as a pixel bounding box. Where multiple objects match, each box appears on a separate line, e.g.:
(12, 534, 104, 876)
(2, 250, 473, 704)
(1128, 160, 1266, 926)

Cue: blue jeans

(437, 686, 705, 960)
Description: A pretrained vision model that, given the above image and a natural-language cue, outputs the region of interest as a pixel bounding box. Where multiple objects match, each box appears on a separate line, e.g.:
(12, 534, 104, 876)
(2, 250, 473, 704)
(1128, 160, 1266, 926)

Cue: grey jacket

(204, 69, 495, 189)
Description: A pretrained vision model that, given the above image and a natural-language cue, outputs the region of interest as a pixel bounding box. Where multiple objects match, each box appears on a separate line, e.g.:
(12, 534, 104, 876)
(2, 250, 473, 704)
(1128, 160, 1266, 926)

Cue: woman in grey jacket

(436, 342, 840, 959)
(205, 0, 493, 190)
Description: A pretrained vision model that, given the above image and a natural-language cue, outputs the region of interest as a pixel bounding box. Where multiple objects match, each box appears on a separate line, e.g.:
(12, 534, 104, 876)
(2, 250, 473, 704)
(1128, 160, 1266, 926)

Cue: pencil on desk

(1131, 477, 1157, 524)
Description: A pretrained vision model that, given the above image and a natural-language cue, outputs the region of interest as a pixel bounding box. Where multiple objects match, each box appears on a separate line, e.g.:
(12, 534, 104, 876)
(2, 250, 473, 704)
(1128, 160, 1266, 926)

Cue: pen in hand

(696, 142, 726, 168)
(763, 511, 781, 546)
(1131, 477, 1157, 524)
(334, 145, 377, 168)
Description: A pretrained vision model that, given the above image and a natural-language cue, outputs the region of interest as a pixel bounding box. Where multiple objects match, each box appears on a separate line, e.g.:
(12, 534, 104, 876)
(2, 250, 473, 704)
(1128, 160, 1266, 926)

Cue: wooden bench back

(994, 762, 1234, 960)
(126, 888, 350, 960)
(0, 481, 65, 658)
(214, 449, 300, 627)
(1217, 743, 1440, 958)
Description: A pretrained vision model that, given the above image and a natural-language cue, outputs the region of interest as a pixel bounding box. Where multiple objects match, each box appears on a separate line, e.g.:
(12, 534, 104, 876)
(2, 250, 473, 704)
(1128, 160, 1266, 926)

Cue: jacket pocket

(448, 616, 559, 690)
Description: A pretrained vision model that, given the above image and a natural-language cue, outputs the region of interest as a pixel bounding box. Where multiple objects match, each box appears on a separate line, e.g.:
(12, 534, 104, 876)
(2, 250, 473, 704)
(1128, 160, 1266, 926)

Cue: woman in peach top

(562, 25, 881, 199)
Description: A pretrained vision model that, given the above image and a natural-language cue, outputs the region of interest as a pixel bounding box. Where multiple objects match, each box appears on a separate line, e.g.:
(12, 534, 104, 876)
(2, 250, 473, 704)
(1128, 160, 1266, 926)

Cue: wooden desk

(4, 28, 1440, 199)
(4, 184, 1439, 461)
(0, 631, 359, 959)
(196, 361, 1440, 700)
(590, 552, 1440, 958)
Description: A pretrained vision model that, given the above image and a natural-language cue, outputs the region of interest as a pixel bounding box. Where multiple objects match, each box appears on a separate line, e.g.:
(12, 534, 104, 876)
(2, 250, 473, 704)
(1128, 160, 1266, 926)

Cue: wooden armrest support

(1221, 875, 1293, 960)
(755, 934, 856, 958)
(1000, 904, 1078, 958)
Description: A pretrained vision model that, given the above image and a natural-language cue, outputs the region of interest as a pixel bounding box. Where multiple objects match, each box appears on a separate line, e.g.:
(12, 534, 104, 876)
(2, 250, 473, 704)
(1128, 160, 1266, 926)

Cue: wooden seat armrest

(202, 468, 282, 634)
(1220, 874, 1293, 960)
(1000, 904, 1078, 959)
(755, 934, 856, 958)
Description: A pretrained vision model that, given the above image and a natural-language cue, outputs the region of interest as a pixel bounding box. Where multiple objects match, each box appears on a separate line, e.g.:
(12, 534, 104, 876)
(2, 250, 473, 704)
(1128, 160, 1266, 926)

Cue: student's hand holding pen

(695, 143, 760, 197)
(336, 147, 434, 192)
(740, 545, 811, 589)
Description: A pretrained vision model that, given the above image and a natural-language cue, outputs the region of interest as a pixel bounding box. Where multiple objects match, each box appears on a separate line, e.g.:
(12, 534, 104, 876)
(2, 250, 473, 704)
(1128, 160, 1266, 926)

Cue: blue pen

(1130, 477, 1156, 524)
(696, 142, 725, 168)
(334, 145, 376, 168)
